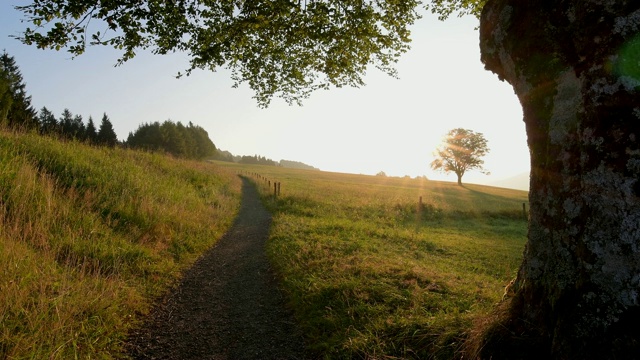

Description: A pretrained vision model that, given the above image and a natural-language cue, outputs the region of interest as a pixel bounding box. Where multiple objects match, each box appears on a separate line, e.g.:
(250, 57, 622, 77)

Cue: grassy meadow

(217, 162, 529, 359)
(0, 129, 528, 360)
(0, 131, 241, 359)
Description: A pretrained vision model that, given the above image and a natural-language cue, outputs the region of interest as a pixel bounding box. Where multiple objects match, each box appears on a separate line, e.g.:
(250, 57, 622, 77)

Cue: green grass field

(217, 162, 528, 359)
(0, 131, 241, 359)
(0, 131, 528, 359)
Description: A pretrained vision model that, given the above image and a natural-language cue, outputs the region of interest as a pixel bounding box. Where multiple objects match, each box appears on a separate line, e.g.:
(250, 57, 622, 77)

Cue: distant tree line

(213, 151, 320, 171)
(0, 50, 120, 146)
(279, 160, 319, 171)
(0, 49, 318, 167)
(0, 50, 217, 159)
(38, 107, 119, 147)
(212, 150, 237, 162)
(238, 155, 278, 166)
(126, 121, 217, 160)
(2, 49, 317, 166)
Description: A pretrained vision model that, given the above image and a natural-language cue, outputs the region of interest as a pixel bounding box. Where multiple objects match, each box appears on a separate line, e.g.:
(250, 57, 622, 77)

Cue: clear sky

(0, 2, 530, 188)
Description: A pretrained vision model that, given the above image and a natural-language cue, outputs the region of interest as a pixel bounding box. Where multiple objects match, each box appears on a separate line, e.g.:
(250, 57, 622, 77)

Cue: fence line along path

(126, 176, 310, 360)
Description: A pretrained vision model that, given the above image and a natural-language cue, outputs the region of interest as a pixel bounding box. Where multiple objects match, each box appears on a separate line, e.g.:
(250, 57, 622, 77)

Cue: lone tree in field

(13, 0, 640, 358)
(430, 128, 489, 185)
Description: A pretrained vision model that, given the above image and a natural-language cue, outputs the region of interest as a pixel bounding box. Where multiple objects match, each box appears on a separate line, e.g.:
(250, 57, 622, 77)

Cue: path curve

(126, 176, 309, 359)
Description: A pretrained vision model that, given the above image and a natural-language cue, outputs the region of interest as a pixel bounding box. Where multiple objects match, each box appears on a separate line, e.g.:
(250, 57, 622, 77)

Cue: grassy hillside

(0, 134, 528, 360)
(0, 131, 241, 359)
(217, 162, 529, 359)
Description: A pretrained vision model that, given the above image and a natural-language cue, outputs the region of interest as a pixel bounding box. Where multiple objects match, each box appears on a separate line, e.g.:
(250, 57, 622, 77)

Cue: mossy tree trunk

(477, 1, 640, 358)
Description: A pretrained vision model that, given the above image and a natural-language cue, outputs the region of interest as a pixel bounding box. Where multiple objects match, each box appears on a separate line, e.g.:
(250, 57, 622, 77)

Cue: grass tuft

(219, 163, 528, 359)
(0, 132, 241, 359)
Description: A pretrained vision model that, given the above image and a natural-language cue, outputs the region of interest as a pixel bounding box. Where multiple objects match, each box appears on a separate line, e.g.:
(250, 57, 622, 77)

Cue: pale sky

(0, 2, 529, 188)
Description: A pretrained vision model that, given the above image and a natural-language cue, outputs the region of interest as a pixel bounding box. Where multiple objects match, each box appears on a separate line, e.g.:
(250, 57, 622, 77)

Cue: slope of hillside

(1, 144, 529, 359)
(0, 131, 241, 359)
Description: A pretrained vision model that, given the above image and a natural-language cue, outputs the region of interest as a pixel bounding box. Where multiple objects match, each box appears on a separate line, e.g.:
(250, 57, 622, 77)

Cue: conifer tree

(0, 68, 12, 126)
(59, 108, 74, 139)
(85, 116, 97, 144)
(71, 114, 85, 140)
(37, 106, 57, 135)
(97, 113, 118, 147)
(0, 51, 36, 129)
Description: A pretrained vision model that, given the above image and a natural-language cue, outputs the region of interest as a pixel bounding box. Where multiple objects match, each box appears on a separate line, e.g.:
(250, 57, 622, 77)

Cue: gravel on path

(126, 176, 311, 360)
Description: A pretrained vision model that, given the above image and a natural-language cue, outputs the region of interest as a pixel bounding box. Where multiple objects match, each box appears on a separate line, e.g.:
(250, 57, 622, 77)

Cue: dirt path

(126, 177, 310, 359)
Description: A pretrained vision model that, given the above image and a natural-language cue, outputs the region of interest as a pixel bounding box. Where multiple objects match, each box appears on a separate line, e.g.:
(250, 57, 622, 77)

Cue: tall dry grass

(0, 131, 241, 358)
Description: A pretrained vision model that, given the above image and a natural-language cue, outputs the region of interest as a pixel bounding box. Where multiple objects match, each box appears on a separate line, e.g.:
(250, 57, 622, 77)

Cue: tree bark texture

(479, 1, 640, 358)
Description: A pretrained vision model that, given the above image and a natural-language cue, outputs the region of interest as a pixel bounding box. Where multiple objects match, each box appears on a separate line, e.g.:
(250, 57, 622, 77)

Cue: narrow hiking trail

(126, 177, 310, 360)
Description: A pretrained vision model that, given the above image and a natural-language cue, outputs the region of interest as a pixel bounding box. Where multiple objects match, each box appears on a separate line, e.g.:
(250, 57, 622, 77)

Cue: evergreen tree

(97, 113, 118, 147)
(0, 68, 12, 126)
(72, 115, 87, 141)
(85, 116, 97, 144)
(0, 51, 37, 130)
(8, 88, 37, 130)
(71, 114, 86, 140)
(38, 106, 58, 135)
(59, 108, 74, 139)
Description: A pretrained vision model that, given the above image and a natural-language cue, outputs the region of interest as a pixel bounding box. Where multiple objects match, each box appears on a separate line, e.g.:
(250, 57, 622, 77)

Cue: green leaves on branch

(14, 0, 422, 107)
(425, 0, 486, 20)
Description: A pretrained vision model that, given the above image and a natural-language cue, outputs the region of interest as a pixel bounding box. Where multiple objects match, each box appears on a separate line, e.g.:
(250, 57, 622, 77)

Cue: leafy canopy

(425, 0, 486, 20)
(126, 120, 217, 160)
(430, 128, 489, 184)
(14, 0, 483, 107)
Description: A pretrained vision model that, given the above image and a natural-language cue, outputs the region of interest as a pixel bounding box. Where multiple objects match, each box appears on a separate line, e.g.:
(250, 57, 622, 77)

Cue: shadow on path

(126, 176, 309, 359)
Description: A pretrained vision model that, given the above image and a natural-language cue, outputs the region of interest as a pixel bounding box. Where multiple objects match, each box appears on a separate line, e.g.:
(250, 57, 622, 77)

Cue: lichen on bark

(472, 1, 640, 358)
